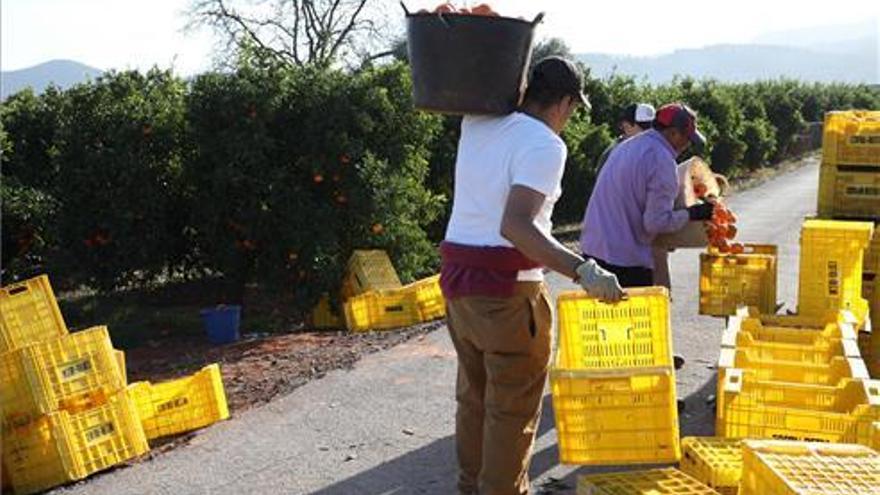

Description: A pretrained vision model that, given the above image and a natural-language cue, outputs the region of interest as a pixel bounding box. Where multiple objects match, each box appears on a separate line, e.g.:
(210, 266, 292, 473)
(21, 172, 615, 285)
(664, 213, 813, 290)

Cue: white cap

(635, 103, 656, 123)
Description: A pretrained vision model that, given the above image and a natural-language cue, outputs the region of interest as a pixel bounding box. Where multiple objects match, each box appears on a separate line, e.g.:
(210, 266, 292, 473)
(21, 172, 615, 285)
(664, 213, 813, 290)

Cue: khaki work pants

(445, 282, 553, 495)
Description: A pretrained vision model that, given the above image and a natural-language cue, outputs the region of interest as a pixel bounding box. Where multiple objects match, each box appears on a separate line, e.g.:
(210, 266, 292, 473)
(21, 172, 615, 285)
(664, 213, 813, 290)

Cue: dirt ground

(53, 277, 446, 455)
(123, 321, 443, 414)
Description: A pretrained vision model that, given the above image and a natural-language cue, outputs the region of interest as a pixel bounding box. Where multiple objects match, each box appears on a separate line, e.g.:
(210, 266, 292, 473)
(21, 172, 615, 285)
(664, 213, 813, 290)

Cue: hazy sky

(2, 0, 878, 75)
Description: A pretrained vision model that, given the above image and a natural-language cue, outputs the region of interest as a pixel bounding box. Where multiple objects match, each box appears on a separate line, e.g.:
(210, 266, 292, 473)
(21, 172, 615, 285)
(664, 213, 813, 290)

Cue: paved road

(53, 158, 820, 495)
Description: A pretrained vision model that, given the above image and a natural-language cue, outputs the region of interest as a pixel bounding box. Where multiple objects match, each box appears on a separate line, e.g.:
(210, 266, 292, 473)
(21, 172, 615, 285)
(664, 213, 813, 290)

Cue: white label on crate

(84, 422, 115, 444)
(828, 261, 840, 297)
(157, 397, 189, 413)
(844, 185, 880, 198)
(848, 135, 880, 146)
(59, 358, 93, 382)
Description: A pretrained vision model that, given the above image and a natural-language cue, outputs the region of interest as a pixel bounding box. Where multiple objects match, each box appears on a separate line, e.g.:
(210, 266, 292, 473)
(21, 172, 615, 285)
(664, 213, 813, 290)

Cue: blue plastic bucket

(200, 305, 241, 345)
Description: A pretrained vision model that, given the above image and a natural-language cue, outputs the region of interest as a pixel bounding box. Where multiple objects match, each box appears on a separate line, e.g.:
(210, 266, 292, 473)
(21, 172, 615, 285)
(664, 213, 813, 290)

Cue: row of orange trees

(2, 60, 878, 310)
(1, 64, 444, 307)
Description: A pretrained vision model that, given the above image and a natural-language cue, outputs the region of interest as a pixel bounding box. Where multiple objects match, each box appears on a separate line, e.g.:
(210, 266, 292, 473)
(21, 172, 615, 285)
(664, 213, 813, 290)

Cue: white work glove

(575, 259, 624, 302)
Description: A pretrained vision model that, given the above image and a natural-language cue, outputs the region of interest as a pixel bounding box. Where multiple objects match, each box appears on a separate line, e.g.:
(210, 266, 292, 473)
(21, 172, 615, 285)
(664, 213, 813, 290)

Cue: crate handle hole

(8, 286, 28, 296)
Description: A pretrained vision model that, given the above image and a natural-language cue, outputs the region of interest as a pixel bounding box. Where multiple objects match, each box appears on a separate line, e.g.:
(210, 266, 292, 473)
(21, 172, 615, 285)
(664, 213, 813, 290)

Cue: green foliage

(553, 112, 613, 224)
(183, 62, 442, 305)
(0, 177, 58, 278)
(741, 119, 777, 169)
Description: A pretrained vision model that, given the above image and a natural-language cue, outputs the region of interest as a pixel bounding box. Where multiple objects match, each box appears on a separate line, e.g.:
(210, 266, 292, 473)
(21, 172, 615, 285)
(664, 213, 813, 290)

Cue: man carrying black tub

(440, 57, 624, 495)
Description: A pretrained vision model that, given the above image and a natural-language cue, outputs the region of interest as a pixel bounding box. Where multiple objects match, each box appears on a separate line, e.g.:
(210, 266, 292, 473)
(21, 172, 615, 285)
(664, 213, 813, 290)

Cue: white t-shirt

(444, 112, 567, 281)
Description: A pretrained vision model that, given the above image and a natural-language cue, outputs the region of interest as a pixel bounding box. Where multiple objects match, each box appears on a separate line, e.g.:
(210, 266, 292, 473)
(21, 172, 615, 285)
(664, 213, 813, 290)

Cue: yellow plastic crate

(551, 367, 680, 465)
(2, 390, 148, 495)
(740, 440, 880, 495)
(699, 244, 778, 317)
(556, 287, 673, 369)
(680, 437, 742, 495)
(343, 288, 421, 332)
(722, 329, 861, 366)
(737, 306, 862, 331)
(403, 275, 445, 321)
(717, 322, 865, 422)
(718, 371, 880, 445)
(340, 250, 402, 300)
(817, 164, 880, 220)
(798, 220, 874, 321)
(725, 312, 859, 346)
(0, 326, 124, 427)
(0, 275, 68, 354)
(577, 468, 720, 495)
(822, 110, 880, 167)
(309, 294, 343, 329)
(127, 363, 229, 441)
(719, 348, 868, 386)
(722, 311, 857, 345)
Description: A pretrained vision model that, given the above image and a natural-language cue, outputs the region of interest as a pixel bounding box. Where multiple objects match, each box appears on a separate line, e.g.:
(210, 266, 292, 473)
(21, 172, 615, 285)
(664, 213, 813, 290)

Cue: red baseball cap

(655, 103, 706, 149)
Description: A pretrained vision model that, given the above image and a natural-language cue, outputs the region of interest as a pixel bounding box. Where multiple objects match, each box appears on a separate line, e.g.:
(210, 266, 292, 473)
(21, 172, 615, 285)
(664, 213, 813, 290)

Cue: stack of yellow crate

(816, 110, 880, 377)
(796, 219, 874, 327)
(310, 250, 446, 332)
(716, 307, 880, 448)
(339, 250, 403, 300)
(311, 250, 404, 328)
(797, 219, 877, 375)
(817, 111, 880, 221)
(0, 276, 147, 495)
(551, 287, 681, 465)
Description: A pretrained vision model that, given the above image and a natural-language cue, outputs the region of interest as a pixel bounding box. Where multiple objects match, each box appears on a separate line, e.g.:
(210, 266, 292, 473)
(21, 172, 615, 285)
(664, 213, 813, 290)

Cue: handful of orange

(693, 182, 744, 254)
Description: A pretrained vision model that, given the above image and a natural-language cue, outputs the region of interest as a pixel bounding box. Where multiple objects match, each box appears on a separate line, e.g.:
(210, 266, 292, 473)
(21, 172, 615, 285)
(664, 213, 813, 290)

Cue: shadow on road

(307, 435, 456, 494)
(309, 376, 718, 495)
(531, 373, 719, 494)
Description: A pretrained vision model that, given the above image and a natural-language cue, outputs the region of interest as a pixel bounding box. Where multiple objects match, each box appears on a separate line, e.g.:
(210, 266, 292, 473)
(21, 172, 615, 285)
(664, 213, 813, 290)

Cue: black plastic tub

(405, 5, 544, 115)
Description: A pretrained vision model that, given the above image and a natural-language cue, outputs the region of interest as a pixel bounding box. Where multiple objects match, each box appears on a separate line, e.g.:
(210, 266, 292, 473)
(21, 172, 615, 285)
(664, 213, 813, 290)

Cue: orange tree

(50, 70, 190, 290)
(1, 71, 190, 289)
(184, 61, 443, 305)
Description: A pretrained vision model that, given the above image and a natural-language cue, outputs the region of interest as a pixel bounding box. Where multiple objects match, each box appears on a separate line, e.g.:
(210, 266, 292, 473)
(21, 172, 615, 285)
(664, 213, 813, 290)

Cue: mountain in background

(1, 60, 103, 100)
(578, 19, 879, 84)
(2, 20, 878, 96)
(753, 19, 877, 53)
